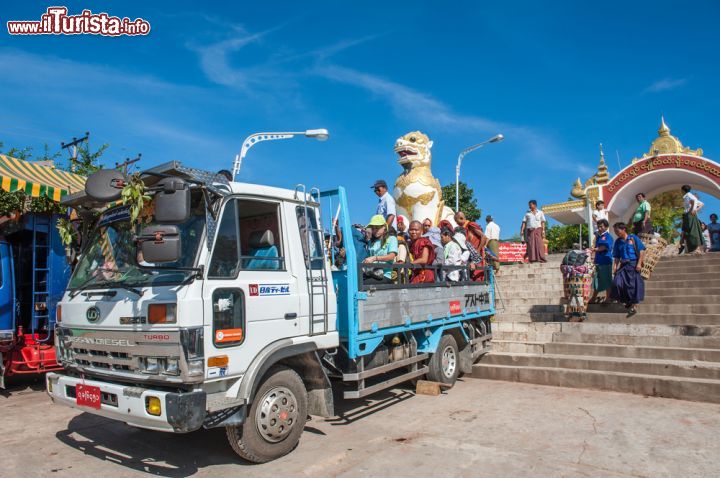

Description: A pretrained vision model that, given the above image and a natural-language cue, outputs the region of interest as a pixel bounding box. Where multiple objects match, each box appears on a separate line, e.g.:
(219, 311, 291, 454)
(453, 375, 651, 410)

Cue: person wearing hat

(396, 214, 410, 241)
(372, 179, 397, 230)
(362, 214, 398, 284)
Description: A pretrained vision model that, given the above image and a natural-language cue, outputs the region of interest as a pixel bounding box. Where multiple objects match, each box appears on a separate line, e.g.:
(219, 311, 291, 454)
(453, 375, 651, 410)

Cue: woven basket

(638, 234, 668, 280)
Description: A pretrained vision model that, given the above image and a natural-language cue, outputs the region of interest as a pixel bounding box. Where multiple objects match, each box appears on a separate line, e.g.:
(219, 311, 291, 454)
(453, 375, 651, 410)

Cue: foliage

(649, 190, 683, 242)
(0, 140, 108, 248)
(56, 217, 77, 246)
(441, 181, 481, 221)
(121, 173, 151, 224)
(546, 223, 590, 252)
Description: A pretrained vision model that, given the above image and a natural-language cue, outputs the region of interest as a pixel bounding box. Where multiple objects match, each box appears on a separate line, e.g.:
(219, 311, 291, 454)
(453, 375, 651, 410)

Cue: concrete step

(642, 295, 720, 305)
(493, 312, 565, 323)
(483, 352, 720, 380)
(544, 342, 720, 362)
(648, 272, 718, 281)
(494, 321, 720, 337)
(657, 254, 720, 266)
(645, 287, 720, 297)
(586, 312, 720, 325)
(551, 333, 720, 349)
(495, 297, 565, 306)
(651, 265, 718, 274)
(494, 330, 720, 349)
(470, 363, 720, 403)
(500, 305, 564, 315)
(645, 279, 713, 290)
(496, 290, 565, 299)
(587, 303, 720, 314)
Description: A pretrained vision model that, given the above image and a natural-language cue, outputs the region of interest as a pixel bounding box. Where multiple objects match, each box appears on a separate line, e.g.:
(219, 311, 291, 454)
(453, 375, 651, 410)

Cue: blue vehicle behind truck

(47, 163, 493, 463)
(0, 213, 69, 387)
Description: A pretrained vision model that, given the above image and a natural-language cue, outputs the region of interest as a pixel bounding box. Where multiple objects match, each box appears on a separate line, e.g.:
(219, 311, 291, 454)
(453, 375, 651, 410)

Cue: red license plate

(76, 384, 102, 409)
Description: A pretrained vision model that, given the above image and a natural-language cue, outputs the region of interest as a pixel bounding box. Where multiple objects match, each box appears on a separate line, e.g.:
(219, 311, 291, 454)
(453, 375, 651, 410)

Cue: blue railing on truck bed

(319, 187, 495, 361)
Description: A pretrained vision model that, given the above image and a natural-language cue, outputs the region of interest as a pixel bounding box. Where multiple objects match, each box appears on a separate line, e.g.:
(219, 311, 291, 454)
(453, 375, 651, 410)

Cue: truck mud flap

(166, 390, 206, 433)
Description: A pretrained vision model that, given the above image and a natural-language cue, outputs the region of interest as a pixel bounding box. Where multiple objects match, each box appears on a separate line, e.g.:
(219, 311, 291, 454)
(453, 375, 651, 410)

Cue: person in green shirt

(631, 193, 653, 234)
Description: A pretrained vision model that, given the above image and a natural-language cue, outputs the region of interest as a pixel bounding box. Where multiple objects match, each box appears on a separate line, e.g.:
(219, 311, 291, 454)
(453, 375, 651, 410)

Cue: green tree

(649, 190, 683, 242)
(546, 223, 589, 252)
(441, 181, 481, 221)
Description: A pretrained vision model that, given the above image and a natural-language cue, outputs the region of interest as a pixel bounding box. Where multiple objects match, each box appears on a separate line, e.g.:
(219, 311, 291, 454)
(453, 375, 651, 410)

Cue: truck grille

(56, 327, 187, 381)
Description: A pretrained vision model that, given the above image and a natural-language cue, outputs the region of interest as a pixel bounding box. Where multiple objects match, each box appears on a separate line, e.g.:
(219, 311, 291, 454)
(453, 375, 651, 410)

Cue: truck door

(202, 197, 301, 380)
(0, 241, 15, 338)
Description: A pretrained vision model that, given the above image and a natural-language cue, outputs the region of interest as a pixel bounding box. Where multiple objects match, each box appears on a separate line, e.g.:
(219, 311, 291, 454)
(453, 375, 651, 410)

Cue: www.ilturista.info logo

(7, 6, 151, 36)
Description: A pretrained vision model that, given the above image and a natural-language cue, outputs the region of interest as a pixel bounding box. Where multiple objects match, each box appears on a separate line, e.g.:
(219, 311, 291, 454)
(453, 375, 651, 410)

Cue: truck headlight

(144, 357, 161, 374)
(164, 358, 180, 376)
(181, 327, 204, 377)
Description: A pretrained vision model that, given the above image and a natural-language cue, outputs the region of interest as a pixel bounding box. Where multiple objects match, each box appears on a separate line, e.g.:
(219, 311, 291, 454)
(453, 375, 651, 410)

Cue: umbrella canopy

(0, 154, 85, 202)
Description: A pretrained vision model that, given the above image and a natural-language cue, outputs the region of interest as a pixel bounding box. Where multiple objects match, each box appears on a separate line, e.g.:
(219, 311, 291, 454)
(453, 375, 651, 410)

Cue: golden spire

(596, 143, 609, 184)
(658, 116, 670, 137)
(570, 177, 586, 198)
(632, 118, 703, 162)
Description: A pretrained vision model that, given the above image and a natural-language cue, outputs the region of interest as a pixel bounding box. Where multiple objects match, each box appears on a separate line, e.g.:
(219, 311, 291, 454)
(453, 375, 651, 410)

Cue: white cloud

(643, 78, 687, 94)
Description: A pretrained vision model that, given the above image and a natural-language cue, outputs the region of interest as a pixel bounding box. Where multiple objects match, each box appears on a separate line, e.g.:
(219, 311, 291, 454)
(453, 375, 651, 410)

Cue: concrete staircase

(476, 253, 720, 403)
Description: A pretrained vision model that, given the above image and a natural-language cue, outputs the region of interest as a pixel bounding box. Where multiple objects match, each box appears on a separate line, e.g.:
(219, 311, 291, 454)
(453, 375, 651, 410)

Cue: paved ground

(1, 376, 718, 478)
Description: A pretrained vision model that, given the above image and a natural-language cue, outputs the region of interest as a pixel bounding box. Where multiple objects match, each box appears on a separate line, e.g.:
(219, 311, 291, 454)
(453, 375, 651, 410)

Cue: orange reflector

(56, 305, 62, 324)
(148, 304, 177, 324)
(208, 355, 229, 367)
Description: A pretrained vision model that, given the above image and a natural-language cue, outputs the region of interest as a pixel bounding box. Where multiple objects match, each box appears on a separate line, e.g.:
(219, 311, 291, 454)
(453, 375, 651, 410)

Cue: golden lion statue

(392, 131, 455, 226)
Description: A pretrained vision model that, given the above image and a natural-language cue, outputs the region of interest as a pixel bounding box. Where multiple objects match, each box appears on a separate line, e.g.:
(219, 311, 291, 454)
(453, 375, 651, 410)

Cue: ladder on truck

(295, 185, 329, 336)
(29, 214, 53, 342)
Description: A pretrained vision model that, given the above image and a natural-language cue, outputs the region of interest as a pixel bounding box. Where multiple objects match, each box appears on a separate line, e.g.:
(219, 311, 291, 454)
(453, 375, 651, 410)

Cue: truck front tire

(426, 334, 459, 386)
(226, 365, 308, 463)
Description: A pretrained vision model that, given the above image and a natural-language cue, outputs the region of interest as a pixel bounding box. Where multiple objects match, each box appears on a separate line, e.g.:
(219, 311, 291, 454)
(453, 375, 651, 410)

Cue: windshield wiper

(69, 274, 104, 299)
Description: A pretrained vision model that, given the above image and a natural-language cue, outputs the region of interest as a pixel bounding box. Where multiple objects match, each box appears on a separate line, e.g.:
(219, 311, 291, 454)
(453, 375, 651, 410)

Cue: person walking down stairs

(610, 222, 646, 317)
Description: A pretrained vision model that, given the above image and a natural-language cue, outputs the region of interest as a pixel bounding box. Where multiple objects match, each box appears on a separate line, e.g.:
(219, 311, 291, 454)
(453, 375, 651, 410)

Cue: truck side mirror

(138, 225, 181, 263)
(84, 169, 126, 202)
(154, 178, 190, 224)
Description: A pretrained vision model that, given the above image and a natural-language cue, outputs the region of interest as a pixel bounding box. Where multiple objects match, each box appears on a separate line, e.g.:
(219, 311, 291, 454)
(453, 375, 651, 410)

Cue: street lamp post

(231, 129, 329, 180)
(455, 134, 504, 212)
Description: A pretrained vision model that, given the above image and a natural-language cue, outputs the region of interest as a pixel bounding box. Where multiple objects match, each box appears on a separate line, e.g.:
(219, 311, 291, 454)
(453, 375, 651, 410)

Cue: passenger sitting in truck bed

(362, 215, 398, 284)
(395, 231, 411, 284)
(441, 227, 464, 282)
(408, 220, 437, 283)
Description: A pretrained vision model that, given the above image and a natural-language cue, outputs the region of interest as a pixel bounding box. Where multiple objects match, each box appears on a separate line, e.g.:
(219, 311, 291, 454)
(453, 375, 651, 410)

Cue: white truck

(46, 162, 494, 463)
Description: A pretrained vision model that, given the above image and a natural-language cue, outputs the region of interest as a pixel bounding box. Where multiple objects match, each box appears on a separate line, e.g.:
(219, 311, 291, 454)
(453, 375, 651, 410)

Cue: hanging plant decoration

(56, 217, 77, 247)
(121, 173, 151, 224)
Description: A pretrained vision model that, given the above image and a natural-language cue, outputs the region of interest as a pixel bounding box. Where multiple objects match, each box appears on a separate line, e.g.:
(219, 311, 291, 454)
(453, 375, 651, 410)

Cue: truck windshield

(68, 194, 206, 290)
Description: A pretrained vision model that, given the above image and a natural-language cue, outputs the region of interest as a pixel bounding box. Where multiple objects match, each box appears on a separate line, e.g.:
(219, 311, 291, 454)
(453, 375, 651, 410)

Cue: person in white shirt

(681, 184, 705, 253)
(520, 200, 547, 263)
(371, 179, 397, 230)
(592, 200, 608, 234)
(485, 215, 501, 272)
(441, 227, 463, 282)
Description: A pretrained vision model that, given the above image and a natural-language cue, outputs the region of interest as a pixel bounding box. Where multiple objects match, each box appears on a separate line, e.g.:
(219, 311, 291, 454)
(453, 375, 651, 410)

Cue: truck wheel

(426, 334, 459, 386)
(226, 365, 307, 463)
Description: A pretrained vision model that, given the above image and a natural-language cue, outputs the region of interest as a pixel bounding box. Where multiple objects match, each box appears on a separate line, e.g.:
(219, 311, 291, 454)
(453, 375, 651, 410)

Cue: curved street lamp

(232, 129, 330, 180)
(455, 134, 504, 211)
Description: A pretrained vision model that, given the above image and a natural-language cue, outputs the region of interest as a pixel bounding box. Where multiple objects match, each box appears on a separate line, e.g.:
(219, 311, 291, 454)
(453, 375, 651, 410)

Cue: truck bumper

(46, 373, 206, 433)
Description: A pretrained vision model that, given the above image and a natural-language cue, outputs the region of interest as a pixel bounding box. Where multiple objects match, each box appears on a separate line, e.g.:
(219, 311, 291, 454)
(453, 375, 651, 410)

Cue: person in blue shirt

(362, 214, 398, 284)
(589, 219, 614, 304)
(610, 222, 646, 316)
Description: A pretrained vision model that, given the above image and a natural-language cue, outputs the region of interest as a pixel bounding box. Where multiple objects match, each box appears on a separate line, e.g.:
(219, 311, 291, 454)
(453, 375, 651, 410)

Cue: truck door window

(212, 288, 245, 348)
(209, 198, 285, 276)
(208, 200, 241, 278)
(296, 206, 324, 270)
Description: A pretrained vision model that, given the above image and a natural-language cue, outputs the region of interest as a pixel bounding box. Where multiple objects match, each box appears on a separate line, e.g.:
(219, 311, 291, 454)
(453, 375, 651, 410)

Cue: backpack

(562, 249, 588, 267)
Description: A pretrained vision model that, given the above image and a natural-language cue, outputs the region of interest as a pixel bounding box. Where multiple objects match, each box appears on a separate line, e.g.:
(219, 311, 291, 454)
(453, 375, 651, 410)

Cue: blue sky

(2, 1, 719, 236)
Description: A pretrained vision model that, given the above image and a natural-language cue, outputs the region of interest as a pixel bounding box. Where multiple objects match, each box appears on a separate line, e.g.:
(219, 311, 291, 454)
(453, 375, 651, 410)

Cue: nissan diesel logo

(86, 306, 101, 323)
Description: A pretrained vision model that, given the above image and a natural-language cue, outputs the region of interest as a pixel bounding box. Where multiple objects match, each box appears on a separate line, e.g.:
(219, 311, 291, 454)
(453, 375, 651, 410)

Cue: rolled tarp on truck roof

(0, 154, 85, 202)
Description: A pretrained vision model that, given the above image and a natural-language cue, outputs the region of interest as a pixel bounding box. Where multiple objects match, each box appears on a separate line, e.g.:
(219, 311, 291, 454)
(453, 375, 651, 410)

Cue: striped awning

(0, 154, 86, 202)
